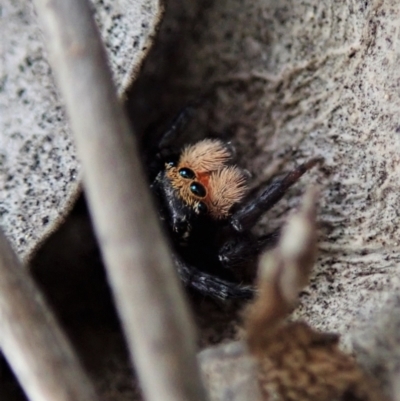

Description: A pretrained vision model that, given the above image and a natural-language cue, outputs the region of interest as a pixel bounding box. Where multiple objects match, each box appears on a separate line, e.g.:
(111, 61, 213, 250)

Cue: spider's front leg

(157, 104, 197, 150)
(217, 159, 321, 280)
(144, 105, 197, 179)
(230, 158, 322, 233)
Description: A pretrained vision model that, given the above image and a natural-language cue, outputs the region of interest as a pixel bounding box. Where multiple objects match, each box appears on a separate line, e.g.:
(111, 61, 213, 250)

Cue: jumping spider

(143, 107, 319, 300)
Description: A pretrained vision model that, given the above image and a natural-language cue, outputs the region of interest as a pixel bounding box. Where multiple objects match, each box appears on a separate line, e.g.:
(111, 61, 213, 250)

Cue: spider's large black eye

(190, 182, 206, 198)
(179, 168, 195, 179)
(197, 201, 208, 214)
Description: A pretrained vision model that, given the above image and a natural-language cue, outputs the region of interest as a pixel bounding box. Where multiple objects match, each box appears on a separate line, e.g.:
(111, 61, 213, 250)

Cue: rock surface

(0, 0, 162, 260)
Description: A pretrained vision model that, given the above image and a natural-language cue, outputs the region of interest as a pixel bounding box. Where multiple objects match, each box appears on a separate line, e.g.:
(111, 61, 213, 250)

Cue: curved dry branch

(245, 187, 318, 353)
(0, 228, 100, 401)
(31, 1, 207, 401)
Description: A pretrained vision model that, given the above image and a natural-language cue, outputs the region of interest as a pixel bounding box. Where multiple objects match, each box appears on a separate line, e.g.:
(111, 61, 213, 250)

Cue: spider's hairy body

(145, 107, 319, 300)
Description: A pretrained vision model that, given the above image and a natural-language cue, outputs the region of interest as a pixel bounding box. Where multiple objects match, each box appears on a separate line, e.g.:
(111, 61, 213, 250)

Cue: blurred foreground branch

(0, 229, 100, 401)
(245, 188, 318, 352)
(31, 1, 207, 401)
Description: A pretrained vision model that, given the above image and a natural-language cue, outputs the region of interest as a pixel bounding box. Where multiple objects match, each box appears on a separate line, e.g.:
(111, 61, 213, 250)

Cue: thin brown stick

(0, 228, 100, 401)
(31, 1, 207, 401)
(245, 187, 318, 353)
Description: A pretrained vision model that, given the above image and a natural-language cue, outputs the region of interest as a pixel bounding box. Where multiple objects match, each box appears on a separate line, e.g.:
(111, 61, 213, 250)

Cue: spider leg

(144, 105, 198, 179)
(157, 104, 197, 150)
(142, 104, 196, 154)
(218, 230, 280, 270)
(230, 158, 322, 232)
(172, 254, 255, 300)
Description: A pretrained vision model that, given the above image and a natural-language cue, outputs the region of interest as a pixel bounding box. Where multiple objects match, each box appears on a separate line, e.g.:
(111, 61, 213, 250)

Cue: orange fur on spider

(179, 139, 232, 173)
(166, 140, 248, 219)
(207, 167, 247, 217)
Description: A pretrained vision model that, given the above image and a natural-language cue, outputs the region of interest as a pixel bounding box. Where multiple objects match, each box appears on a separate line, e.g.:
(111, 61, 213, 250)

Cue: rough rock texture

(0, 0, 162, 260)
(129, 0, 400, 349)
(351, 293, 400, 398)
(199, 342, 262, 401)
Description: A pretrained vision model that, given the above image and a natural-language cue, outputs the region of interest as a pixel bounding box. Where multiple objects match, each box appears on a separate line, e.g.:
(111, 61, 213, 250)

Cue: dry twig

(31, 1, 207, 401)
(245, 187, 318, 351)
(0, 228, 100, 401)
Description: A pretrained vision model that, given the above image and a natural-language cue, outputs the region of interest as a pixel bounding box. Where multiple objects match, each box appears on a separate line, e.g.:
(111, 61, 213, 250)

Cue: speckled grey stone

(0, 0, 162, 260)
(198, 341, 262, 401)
(350, 293, 400, 399)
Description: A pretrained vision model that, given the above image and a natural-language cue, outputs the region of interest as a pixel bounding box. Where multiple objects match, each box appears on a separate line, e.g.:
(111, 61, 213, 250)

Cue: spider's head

(165, 139, 248, 218)
(154, 139, 249, 243)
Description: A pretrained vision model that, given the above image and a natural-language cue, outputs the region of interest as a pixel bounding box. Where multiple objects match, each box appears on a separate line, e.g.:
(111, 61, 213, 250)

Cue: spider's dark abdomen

(179, 219, 234, 279)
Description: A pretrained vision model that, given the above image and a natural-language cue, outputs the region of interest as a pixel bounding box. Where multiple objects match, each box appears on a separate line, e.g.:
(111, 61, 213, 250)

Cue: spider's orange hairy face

(165, 139, 248, 219)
